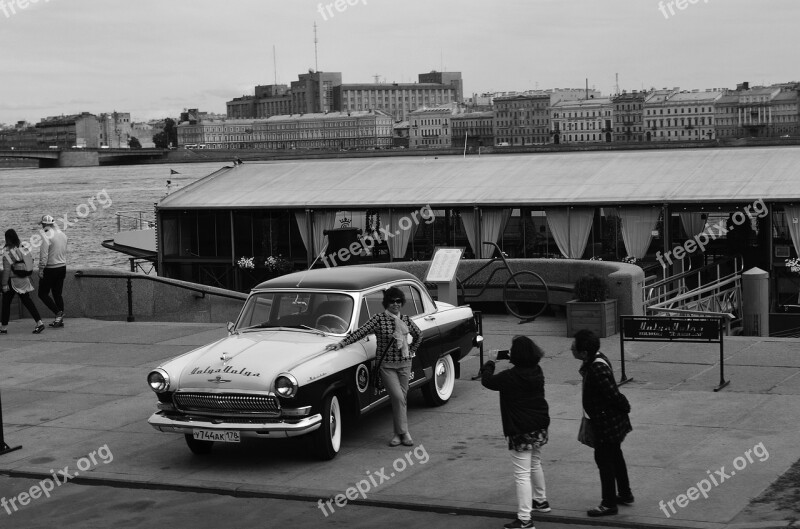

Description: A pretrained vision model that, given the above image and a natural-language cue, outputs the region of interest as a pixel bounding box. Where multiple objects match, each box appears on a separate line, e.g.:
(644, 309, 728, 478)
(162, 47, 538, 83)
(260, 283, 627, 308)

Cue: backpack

(9, 251, 33, 278)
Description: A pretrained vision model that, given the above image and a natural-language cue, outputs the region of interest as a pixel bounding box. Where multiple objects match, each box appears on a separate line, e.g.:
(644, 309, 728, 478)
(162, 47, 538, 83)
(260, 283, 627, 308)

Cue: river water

(0, 162, 227, 268)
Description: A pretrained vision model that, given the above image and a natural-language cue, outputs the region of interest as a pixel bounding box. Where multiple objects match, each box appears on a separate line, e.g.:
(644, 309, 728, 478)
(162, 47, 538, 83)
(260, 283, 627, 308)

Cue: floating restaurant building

(154, 147, 800, 316)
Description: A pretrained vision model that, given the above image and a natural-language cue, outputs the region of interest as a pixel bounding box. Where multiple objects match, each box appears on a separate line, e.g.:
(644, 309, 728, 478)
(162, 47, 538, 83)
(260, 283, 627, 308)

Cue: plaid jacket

(338, 312, 422, 363)
(580, 352, 632, 445)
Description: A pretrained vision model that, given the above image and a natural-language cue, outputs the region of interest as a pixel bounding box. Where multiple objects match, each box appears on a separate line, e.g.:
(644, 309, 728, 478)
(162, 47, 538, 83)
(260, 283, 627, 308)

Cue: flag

(170, 169, 180, 175)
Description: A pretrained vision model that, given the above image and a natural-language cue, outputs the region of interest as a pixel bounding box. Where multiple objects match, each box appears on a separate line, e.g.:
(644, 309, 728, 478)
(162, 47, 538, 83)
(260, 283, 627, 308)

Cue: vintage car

(147, 267, 481, 459)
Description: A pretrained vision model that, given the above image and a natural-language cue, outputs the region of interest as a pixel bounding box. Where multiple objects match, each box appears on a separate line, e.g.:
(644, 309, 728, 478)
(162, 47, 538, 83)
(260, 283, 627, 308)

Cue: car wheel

(184, 434, 213, 455)
(423, 354, 456, 406)
(313, 393, 342, 460)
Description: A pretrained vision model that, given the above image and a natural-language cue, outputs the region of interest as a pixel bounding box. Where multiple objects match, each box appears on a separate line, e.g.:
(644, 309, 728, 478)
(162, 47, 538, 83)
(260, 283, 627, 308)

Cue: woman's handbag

(578, 415, 595, 448)
(10, 253, 33, 278)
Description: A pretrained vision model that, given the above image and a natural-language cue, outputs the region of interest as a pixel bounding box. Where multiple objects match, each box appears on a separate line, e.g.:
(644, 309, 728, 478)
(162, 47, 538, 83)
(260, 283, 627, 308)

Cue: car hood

(176, 330, 333, 391)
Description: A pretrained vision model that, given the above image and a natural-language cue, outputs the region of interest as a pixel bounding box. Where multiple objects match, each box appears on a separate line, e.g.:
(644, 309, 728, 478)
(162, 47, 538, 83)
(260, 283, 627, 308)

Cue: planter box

(566, 299, 618, 338)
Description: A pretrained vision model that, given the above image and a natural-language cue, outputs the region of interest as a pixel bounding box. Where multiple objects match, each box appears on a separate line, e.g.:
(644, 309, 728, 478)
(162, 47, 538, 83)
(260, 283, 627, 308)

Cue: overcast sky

(0, 0, 797, 125)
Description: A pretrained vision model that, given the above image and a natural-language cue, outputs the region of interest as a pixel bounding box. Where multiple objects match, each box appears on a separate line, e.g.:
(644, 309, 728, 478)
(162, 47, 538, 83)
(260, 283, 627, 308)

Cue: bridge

(0, 148, 169, 167)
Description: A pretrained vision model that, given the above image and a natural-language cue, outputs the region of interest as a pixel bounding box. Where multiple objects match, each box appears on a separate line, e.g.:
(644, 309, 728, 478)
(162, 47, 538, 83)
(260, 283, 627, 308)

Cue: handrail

(74, 270, 247, 322)
(644, 255, 743, 309)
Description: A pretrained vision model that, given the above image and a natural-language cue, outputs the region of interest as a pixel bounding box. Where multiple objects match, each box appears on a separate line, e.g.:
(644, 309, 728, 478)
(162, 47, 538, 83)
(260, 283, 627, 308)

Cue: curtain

(619, 206, 661, 259)
(679, 212, 707, 238)
(294, 211, 310, 253)
(312, 210, 337, 257)
(545, 208, 595, 258)
(379, 209, 418, 260)
(460, 208, 511, 258)
(460, 209, 479, 257)
(784, 206, 800, 255)
(480, 209, 511, 258)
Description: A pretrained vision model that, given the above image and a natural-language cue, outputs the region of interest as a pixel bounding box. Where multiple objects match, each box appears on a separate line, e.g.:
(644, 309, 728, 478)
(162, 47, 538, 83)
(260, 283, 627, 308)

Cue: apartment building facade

(644, 89, 722, 141)
(451, 111, 494, 148)
(493, 94, 550, 146)
(612, 91, 646, 142)
(550, 97, 613, 144)
(408, 107, 455, 148)
(716, 83, 800, 139)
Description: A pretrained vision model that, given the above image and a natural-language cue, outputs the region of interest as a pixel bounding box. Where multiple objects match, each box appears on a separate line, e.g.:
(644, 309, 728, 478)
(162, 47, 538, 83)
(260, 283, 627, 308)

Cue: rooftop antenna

(373, 73, 381, 83)
(273, 45, 278, 85)
(313, 22, 319, 72)
(615, 73, 620, 95)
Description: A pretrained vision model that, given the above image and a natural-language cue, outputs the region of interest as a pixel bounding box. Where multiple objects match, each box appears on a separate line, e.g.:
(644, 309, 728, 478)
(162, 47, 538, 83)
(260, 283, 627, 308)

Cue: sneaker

(32, 323, 45, 334)
(503, 518, 534, 529)
(587, 504, 618, 517)
(616, 493, 635, 506)
(531, 500, 551, 513)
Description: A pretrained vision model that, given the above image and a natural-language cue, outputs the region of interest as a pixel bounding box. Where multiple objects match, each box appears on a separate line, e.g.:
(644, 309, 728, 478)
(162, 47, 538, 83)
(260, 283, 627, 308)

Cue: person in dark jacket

(481, 336, 551, 529)
(327, 286, 422, 447)
(572, 329, 633, 517)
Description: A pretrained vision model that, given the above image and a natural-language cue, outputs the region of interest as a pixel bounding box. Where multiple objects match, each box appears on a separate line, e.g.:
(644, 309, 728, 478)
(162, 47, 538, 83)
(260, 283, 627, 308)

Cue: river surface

(0, 162, 227, 268)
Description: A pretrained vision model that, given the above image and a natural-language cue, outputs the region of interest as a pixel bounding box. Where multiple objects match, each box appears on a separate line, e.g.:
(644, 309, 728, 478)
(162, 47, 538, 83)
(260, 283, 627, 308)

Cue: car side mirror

(226, 322, 235, 335)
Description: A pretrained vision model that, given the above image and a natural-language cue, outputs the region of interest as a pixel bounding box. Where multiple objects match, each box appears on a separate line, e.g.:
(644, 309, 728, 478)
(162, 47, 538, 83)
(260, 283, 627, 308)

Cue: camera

(496, 349, 510, 361)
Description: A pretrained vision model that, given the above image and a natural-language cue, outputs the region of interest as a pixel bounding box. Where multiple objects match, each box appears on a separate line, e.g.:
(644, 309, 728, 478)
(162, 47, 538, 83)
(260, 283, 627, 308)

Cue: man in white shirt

(37, 214, 68, 328)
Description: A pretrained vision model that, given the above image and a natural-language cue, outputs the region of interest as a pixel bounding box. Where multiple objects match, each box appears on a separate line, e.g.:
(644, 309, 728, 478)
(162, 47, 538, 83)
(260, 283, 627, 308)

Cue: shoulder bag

(577, 357, 609, 448)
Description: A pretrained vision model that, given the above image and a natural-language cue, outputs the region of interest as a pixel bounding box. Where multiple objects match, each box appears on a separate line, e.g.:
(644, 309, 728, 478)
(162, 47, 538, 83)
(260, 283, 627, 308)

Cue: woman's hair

(382, 286, 406, 309)
(509, 335, 544, 367)
(573, 329, 600, 357)
(4, 229, 20, 249)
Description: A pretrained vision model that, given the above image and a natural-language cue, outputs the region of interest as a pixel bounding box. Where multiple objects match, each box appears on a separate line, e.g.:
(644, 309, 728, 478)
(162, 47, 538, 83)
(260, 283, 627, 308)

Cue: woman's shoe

(388, 435, 402, 447)
(401, 433, 414, 446)
(32, 323, 45, 334)
(587, 504, 618, 517)
(0, 329, 7, 334)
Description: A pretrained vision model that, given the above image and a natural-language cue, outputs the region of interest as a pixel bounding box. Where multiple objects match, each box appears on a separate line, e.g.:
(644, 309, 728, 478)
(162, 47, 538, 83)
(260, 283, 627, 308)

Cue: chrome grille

(173, 392, 281, 417)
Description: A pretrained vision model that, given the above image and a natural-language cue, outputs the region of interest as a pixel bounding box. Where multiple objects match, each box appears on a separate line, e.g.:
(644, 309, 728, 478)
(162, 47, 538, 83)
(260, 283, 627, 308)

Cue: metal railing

(643, 256, 743, 334)
(74, 271, 247, 322)
(115, 210, 154, 232)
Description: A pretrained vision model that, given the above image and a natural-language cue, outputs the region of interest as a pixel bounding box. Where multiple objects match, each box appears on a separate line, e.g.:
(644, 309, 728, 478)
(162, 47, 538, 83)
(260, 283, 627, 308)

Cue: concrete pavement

(0, 315, 798, 528)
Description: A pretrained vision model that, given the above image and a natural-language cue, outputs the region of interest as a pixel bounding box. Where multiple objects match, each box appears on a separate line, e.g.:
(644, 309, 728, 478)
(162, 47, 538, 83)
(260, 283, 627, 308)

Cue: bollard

(742, 267, 769, 337)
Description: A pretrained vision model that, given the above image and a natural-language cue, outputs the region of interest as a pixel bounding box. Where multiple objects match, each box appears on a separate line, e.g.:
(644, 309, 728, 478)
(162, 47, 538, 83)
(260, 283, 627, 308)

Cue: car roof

(253, 266, 420, 291)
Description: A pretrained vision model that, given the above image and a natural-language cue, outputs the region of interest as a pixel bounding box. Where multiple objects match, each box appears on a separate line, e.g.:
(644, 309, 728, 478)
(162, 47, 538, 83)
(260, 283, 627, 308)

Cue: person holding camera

(480, 335, 551, 529)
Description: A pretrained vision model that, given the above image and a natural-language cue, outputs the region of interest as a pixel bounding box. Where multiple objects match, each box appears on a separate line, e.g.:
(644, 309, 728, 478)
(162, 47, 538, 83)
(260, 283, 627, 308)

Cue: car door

(395, 283, 441, 389)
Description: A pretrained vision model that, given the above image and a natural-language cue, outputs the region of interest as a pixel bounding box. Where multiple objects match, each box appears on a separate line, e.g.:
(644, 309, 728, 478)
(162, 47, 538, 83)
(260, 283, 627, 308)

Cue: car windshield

(235, 291, 355, 334)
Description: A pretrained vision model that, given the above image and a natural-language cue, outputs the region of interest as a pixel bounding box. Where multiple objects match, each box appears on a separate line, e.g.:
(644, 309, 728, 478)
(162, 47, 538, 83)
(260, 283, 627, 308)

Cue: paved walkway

(0, 315, 798, 528)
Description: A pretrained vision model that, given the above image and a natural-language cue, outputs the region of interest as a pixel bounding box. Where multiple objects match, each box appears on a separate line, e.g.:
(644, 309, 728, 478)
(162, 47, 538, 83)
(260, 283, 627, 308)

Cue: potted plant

(566, 274, 618, 338)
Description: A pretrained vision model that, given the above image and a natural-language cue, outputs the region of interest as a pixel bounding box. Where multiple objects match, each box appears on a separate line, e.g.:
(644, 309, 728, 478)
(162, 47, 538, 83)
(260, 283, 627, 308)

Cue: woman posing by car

(1, 229, 46, 335)
(326, 286, 422, 447)
(480, 335, 551, 529)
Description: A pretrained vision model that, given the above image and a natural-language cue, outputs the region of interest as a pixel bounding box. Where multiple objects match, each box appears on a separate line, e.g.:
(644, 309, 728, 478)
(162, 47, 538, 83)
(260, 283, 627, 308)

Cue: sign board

(425, 247, 463, 283)
(619, 315, 728, 391)
(621, 317, 721, 342)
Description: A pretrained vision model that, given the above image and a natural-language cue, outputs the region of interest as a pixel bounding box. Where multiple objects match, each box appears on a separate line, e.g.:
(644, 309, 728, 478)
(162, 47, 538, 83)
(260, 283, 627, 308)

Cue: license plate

(192, 429, 240, 443)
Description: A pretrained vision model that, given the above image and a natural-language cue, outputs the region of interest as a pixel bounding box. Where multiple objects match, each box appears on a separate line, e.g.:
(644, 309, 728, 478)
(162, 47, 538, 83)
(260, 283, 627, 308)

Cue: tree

(164, 118, 178, 148)
(129, 137, 142, 149)
(153, 131, 169, 149)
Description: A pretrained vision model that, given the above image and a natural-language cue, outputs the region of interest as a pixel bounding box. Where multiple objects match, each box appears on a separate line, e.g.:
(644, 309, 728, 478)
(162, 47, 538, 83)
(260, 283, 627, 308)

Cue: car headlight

(147, 369, 170, 393)
(275, 373, 298, 398)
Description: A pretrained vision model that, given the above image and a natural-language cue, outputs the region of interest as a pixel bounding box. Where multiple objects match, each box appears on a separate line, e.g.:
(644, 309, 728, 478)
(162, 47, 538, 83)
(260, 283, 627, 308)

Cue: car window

(361, 291, 385, 323)
(236, 292, 353, 333)
(357, 298, 371, 327)
(398, 285, 422, 317)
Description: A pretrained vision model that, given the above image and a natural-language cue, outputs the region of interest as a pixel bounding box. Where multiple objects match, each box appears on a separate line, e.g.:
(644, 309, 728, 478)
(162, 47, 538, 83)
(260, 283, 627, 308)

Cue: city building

(612, 91, 647, 142)
(493, 94, 549, 146)
(408, 106, 456, 148)
(644, 89, 723, 142)
(451, 111, 494, 149)
(291, 71, 342, 115)
(35, 112, 100, 148)
(417, 71, 463, 103)
(130, 122, 156, 148)
(227, 84, 292, 119)
(177, 118, 255, 149)
(715, 82, 800, 139)
(98, 112, 132, 148)
(550, 97, 613, 144)
(335, 81, 458, 122)
(0, 121, 38, 149)
(252, 110, 393, 150)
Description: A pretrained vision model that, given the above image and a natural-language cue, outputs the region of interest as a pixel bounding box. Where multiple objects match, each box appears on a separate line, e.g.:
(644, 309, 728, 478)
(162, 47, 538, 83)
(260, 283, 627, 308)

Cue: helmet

(41, 214, 55, 225)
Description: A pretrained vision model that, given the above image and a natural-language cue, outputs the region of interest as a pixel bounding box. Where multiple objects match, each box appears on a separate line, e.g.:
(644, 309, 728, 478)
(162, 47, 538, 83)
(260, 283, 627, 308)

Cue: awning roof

(157, 146, 800, 210)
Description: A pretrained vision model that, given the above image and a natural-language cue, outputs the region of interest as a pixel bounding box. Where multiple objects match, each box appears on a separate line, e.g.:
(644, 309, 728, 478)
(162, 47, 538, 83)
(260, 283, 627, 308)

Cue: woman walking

(1, 229, 45, 334)
(572, 329, 634, 517)
(481, 336, 551, 529)
(326, 286, 422, 447)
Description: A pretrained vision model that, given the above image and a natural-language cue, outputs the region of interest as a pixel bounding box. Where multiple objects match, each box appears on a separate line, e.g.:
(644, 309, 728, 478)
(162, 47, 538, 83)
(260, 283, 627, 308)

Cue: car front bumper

(148, 411, 322, 438)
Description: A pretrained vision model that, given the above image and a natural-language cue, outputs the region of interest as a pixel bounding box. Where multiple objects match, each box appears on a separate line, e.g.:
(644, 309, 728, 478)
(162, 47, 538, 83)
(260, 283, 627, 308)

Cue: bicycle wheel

(503, 271, 549, 320)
